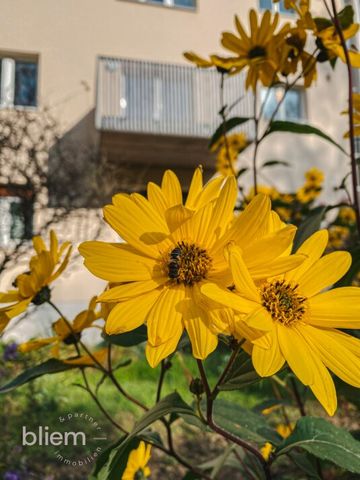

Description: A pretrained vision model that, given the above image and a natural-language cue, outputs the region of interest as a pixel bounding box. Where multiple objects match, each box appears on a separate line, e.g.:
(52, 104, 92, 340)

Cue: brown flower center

(167, 241, 212, 286)
(248, 45, 267, 59)
(260, 280, 307, 326)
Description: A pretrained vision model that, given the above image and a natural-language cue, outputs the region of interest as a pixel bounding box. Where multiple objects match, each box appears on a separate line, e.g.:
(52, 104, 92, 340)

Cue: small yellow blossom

(0, 231, 72, 333)
(338, 206, 356, 225)
(221, 10, 290, 90)
(328, 225, 350, 249)
(316, 24, 360, 68)
(19, 297, 99, 357)
(122, 441, 151, 480)
(261, 442, 273, 461)
(305, 167, 324, 186)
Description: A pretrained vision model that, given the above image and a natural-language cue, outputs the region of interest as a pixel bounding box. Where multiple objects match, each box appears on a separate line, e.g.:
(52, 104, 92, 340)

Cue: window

(261, 86, 306, 121)
(134, 0, 196, 9)
(259, 0, 293, 14)
(0, 55, 38, 108)
(0, 186, 33, 246)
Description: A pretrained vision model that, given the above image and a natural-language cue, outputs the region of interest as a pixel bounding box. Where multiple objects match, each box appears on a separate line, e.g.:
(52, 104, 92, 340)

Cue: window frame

(260, 85, 307, 122)
(0, 51, 39, 110)
(259, 0, 294, 16)
(118, 0, 197, 12)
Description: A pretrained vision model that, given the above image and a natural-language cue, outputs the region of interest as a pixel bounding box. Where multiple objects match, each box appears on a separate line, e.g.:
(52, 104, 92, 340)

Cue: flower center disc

(260, 280, 306, 326)
(167, 241, 212, 286)
(248, 45, 267, 59)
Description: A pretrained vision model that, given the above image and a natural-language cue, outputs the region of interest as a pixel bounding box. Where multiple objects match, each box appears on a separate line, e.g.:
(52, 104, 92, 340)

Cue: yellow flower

(280, 26, 317, 87)
(305, 167, 324, 186)
(276, 423, 293, 438)
(0, 231, 72, 333)
(79, 169, 301, 367)
(18, 296, 99, 357)
(296, 184, 321, 203)
(211, 133, 248, 176)
(122, 441, 151, 480)
(246, 185, 279, 202)
(328, 225, 350, 249)
(316, 24, 360, 68)
(202, 230, 360, 416)
(261, 422, 293, 459)
(261, 442, 273, 461)
(343, 93, 360, 138)
(221, 10, 290, 90)
(338, 206, 356, 225)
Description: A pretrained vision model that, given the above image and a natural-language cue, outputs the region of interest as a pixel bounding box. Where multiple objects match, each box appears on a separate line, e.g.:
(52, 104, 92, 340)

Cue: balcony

(95, 56, 252, 138)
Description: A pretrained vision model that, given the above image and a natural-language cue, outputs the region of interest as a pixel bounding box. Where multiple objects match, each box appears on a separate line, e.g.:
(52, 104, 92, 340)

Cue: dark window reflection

(174, 0, 196, 7)
(14, 60, 38, 107)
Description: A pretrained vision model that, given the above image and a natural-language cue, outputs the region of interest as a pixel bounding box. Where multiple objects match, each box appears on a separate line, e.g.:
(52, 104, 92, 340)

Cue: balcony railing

(95, 56, 253, 138)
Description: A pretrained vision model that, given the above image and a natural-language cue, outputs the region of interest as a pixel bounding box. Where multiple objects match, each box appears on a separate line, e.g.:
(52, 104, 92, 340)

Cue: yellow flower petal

(185, 167, 203, 209)
(147, 287, 185, 346)
(250, 254, 305, 279)
(286, 230, 329, 282)
(161, 170, 183, 207)
(103, 196, 169, 256)
(308, 287, 360, 328)
(252, 327, 285, 376)
(79, 242, 157, 282)
(146, 328, 183, 368)
(105, 289, 162, 335)
(277, 324, 314, 385)
(98, 280, 164, 302)
(201, 283, 258, 314)
(245, 307, 273, 331)
(64, 348, 108, 367)
(229, 246, 260, 302)
(297, 251, 351, 297)
(305, 325, 360, 388)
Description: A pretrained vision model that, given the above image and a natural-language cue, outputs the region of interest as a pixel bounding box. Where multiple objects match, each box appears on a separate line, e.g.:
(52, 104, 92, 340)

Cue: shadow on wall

(48, 109, 216, 209)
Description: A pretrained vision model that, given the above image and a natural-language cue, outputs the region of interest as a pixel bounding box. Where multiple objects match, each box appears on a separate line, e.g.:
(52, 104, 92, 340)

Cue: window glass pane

(148, 0, 164, 3)
(279, 0, 294, 13)
(0, 197, 25, 246)
(14, 60, 38, 107)
(174, 0, 196, 7)
(259, 0, 273, 10)
(261, 87, 280, 119)
(284, 90, 302, 119)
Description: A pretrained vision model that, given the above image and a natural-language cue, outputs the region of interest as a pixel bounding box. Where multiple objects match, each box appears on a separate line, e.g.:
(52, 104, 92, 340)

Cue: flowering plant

(1, 2, 360, 479)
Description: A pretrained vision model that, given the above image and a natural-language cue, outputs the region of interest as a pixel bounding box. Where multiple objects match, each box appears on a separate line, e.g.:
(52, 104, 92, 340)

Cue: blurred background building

(0, 0, 359, 340)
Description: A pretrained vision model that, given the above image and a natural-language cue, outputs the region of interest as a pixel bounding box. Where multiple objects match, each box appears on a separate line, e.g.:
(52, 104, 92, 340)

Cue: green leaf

(265, 121, 347, 155)
(0, 359, 82, 394)
(103, 324, 147, 347)
(338, 5, 354, 30)
(211, 399, 281, 445)
(292, 206, 327, 252)
(314, 17, 333, 32)
(96, 392, 197, 478)
(218, 350, 262, 391)
(261, 160, 290, 168)
(276, 417, 360, 473)
(209, 116, 251, 149)
(335, 245, 360, 287)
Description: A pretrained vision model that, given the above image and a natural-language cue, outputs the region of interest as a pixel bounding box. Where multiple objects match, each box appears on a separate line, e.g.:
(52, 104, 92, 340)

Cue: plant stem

(156, 359, 167, 403)
(47, 300, 148, 411)
(252, 86, 259, 194)
(219, 72, 237, 177)
(290, 377, 306, 417)
(196, 360, 272, 480)
(329, 0, 360, 238)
